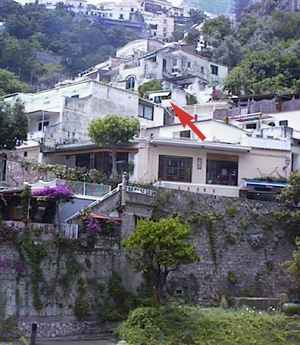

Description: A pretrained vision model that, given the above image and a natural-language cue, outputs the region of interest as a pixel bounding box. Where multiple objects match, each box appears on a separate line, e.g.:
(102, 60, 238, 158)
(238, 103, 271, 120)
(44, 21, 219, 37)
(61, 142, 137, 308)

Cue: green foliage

(96, 272, 138, 322)
(0, 1, 139, 86)
(89, 115, 140, 148)
(17, 233, 48, 311)
(286, 237, 300, 284)
(199, 6, 300, 94)
(20, 185, 31, 222)
(0, 101, 27, 149)
(280, 172, 300, 207)
(0, 68, 29, 95)
(189, 212, 223, 268)
(138, 80, 162, 98)
(224, 46, 300, 95)
(202, 16, 233, 41)
(227, 271, 238, 284)
(89, 115, 140, 179)
(226, 206, 238, 218)
(74, 277, 90, 321)
(123, 217, 199, 304)
(118, 305, 297, 345)
(0, 315, 18, 341)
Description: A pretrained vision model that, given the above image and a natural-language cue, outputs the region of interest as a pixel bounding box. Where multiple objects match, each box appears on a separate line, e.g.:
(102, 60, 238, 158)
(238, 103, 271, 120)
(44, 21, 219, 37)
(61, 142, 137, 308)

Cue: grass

(118, 305, 300, 345)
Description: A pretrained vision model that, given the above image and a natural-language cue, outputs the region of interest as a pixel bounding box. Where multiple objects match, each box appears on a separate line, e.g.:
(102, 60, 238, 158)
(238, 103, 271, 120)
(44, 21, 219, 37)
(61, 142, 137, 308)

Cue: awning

(90, 212, 122, 223)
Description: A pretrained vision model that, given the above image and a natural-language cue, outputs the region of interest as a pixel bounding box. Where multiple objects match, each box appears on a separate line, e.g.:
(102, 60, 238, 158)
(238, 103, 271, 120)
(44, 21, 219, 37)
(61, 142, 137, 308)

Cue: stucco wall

(134, 142, 291, 184)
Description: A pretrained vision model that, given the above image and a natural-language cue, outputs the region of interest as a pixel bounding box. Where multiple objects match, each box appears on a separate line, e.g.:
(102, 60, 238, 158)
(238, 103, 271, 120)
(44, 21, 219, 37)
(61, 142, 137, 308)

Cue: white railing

(154, 181, 240, 198)
(126, 185, 157, 197)
(31, 179, 111, 198)
(57, 179, 111, 198)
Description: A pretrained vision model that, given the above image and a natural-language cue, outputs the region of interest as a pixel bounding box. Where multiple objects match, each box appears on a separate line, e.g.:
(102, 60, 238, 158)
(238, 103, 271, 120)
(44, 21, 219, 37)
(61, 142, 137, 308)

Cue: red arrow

(171, 102, 206, 141)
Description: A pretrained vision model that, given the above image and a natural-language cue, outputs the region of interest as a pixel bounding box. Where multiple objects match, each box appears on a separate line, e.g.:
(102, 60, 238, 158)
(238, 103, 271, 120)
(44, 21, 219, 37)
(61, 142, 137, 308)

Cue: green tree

(280, 173, 300, 208)
(138, 80, 162, 98)
(123, 217, 199, 304)
(286, 237, 300, 284)
(0, 68, 29, 96)
(0, 102, 27, 149)
(202, 15, 233, 44)
(88, 115, 139, 179)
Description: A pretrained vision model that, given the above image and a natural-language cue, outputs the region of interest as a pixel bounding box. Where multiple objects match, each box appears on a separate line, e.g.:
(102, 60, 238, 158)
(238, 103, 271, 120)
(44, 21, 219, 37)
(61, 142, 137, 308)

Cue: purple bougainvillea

(32, 185, 73, 200)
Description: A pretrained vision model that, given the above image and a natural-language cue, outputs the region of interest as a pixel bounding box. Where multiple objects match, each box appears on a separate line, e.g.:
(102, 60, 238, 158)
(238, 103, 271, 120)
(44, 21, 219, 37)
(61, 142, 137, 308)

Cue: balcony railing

(58, 179, 111, 198)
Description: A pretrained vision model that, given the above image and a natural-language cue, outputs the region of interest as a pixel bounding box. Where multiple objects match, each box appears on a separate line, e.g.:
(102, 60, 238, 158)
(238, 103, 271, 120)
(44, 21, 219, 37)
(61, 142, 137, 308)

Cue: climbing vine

(188, 212, 223, 269)
(17, 233, 48, 311)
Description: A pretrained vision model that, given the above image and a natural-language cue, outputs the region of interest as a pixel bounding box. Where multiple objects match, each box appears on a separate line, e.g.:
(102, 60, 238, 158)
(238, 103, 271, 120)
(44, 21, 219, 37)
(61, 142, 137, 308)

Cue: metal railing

(56, 179, 112, 198)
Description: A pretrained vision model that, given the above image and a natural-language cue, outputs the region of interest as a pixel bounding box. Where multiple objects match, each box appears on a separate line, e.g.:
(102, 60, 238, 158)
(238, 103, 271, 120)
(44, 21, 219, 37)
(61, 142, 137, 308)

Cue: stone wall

(151, 190, 298, 304)
(1, 188, 299, 337)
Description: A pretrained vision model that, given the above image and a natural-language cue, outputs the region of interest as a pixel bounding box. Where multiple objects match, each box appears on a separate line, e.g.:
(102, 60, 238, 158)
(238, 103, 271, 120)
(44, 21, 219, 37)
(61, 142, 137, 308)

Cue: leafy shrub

(226, 206, 238, 218)
(227, 271, 238, 284)
(118, 306, 297, 345)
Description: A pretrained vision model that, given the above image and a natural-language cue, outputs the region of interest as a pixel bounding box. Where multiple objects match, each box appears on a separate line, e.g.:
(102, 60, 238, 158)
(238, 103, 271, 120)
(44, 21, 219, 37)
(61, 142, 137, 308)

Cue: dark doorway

(206, 154, 238, 186)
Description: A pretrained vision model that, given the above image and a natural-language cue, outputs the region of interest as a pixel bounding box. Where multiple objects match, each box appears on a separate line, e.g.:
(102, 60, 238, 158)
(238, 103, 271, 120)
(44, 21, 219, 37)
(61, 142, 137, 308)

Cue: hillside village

(2, 0, 300, 344)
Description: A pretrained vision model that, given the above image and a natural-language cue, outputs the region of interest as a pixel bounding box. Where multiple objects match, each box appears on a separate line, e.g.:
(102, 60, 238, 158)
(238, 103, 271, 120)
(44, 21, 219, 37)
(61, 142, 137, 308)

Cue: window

(159, 155, 192, 182)
(246, 123, 257, 130)
(76, 154, 91, 169)
(163, 58, 167, 72)
(179, 130, 191, 138)
(95, 151, 129, 176)
(24, 151, 28, 158)
(126, 76, 135, 90)
(210, 64, 219, 76)
(187, 61, 192, 68)
(119, 13, 124, 19)
(200, 66, 204, 74)
(139, 102, 154, 120)
(71, 94, 79, 98)
(206, 154, 238, 186)
(279, 120, 288, 127)
(38, 120, 49, 131)
(0, 155, 7, 182)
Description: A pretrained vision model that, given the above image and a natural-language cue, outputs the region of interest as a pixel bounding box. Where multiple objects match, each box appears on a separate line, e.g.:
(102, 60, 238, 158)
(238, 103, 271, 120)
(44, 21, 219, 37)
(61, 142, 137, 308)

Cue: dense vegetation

(118, 305, 300, 345)
(0, 102, 27, 149)
(0, 0, 139, 90)
(201, 4, 300, 95)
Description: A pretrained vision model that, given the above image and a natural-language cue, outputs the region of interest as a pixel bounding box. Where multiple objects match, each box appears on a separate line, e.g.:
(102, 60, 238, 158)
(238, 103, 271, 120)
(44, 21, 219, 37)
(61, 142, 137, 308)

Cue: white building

(16, 0, 88, 11)
(131, 119, 292, 196)
(115, 43, 228, 94)
(143, 12, 175, 41)
(4, 79, 165, 162)
(89, 0, 142, 20)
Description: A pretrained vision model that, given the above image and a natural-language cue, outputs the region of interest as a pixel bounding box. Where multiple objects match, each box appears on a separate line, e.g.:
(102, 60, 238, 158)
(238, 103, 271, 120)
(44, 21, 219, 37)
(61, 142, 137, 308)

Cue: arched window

(126, 76, 135, 90)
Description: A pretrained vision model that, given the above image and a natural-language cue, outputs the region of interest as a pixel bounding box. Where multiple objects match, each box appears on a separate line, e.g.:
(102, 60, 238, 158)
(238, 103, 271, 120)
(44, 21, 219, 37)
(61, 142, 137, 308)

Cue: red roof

(90, 212, 122, 223)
